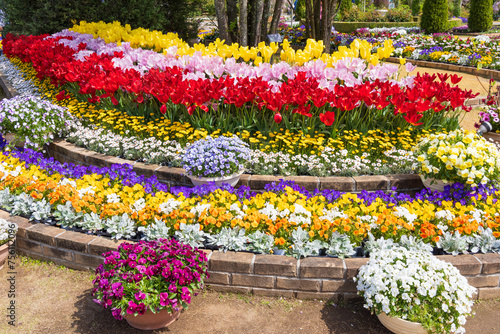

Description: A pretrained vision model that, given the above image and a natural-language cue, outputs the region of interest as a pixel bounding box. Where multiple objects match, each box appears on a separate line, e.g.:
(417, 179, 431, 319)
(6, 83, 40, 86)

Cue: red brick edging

(5, 210, 500, 301)
(47, 140, 424, 193)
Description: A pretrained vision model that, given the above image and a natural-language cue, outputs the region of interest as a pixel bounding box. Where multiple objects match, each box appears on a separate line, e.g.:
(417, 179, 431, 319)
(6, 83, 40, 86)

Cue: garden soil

(0, 257, 498, 334)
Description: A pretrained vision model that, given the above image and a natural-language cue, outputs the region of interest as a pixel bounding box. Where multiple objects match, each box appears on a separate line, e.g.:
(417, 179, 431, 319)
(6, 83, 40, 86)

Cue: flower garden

(1, 9, 500, 332)
(0, 18, 499, 255)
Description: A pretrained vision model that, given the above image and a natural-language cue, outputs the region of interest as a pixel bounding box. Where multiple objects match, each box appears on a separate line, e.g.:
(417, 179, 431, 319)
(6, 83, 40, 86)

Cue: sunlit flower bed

(2, 21, 475, 138)
(390, 34, 500, 69)
(201, 26, 500, 70)
(0, 22, 481, 178)
(0, 149, 499, 258)
(1, 55, 419, 176)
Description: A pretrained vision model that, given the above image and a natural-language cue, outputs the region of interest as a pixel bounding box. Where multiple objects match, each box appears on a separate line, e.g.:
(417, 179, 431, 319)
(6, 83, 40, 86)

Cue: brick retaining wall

(47, 140, 425, 193)
(5, 210, 500, 301)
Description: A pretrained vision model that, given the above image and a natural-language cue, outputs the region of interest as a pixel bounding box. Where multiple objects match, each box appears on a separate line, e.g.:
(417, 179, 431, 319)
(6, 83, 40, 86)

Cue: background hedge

(0, 0, 203, 41)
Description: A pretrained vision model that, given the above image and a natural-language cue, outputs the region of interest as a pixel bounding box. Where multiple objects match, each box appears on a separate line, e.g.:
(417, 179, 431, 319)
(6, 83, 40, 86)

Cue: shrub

(339, 0, 353, 14)
(468, 0, 493, 32)
(452, 0, 462, 17)
(0, 0, 101, 35)
(420, 0, 449, 33)
(386, 5, 413, 22)
(361, 6, 385, 22)
(340, 5, 362, 22)
(0, 0, 202, 40)
(411, 0, 422, 16)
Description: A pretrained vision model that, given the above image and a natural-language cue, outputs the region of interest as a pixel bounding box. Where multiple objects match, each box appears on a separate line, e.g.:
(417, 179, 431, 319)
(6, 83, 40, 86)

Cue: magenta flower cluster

(92, 238, 209, 320)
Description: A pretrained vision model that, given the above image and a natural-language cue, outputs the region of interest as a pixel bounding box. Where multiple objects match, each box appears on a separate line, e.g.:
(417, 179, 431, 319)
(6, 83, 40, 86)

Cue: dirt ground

(0, 256, 498, 334)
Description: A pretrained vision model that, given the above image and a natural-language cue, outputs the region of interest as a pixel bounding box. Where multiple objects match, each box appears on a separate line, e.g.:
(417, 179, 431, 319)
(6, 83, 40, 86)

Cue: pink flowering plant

(92, 238, 209, 320)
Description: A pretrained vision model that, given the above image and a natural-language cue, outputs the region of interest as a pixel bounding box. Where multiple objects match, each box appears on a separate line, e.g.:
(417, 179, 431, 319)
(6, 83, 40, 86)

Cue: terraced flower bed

(1, 148, 499, 257)
(0, 21, 498, 258)
(0, 21, 479, 180)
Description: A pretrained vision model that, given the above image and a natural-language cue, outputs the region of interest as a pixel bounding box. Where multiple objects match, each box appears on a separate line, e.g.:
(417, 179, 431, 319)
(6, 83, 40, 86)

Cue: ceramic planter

(419, 174, 446, 192)
(124, 308, 181, 330)
(186, 170, 244, 187)
(377, 313, 428, 334)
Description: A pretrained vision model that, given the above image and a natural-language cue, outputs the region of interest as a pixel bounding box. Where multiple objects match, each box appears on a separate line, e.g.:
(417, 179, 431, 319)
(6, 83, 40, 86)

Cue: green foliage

(386, 5, 413, 22)
(452, 0, 462, 17)
(339, 4, 412, 23)
(468, 0, 493, 32)
(339, 0, 353, 16)
(420, 0, 449, 33)
(411, 0, 422, 16)
(362, 5, 385, 22)
(340, 5, 362, 22)
(0, 0, 202, 40)
(0, 0, 101, 35)
(294, 0, 307, 22)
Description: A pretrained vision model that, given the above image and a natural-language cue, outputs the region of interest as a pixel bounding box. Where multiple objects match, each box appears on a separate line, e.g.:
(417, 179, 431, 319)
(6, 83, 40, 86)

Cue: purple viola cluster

(92, 238, 209, 320)
(5, 148, 169, 194)
(182, 135, 251, 178)
(419, 46, 444, 56)
(8, 148, 498, 209)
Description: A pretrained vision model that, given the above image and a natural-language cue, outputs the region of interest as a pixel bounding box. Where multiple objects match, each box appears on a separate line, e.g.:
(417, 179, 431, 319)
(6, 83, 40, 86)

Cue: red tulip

(160, 104, 167, 114)
(274, 113, 282, 124)
(450, 74, 462, 85)
(319, 111, 335, 126)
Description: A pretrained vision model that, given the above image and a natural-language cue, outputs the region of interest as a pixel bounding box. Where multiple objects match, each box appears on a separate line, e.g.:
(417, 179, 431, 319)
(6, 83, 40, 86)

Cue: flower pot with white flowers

(355, 246, 476, 334)
(182, 135, 250, 187)
(92, 238, 209, 330)
(414, 130, 500, 192)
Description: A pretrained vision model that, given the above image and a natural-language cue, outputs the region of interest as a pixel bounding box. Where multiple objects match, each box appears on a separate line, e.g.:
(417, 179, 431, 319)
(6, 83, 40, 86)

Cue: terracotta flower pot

(124, 308, 181, 330)
(187, 170, 244, 187)
(419, 174, 446, 192)
(377, 313, 428, 334)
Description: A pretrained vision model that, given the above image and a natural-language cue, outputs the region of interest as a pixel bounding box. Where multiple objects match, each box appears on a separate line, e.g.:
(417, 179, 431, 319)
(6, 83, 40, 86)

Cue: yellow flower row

(69, 21, 394, 66)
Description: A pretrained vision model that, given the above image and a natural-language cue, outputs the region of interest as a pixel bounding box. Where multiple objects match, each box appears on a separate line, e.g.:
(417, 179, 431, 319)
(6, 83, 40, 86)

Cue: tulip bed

(204, 25, 500, 70)
(0, 21, 480, 177)
(1, 148, 499, 257)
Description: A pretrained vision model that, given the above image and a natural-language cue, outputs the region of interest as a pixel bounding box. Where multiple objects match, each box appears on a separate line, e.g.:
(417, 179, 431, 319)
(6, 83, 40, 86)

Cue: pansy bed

(0, 21, 478, 179)
(1, 148, 500, 259)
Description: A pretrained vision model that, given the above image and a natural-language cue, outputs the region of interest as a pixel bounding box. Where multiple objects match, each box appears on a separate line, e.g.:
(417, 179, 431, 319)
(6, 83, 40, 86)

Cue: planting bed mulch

(0, 256, 499, 334)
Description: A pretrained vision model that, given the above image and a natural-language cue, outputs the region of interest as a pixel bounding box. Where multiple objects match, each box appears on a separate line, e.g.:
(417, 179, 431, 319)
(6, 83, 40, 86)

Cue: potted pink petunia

(92, 238, 209, 330)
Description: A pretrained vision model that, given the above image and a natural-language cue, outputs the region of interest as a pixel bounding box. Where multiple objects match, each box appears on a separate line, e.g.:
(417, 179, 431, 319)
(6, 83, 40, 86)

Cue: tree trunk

(260, 0, 272, 42)
(214, 0, 231, 44)
(240, 0, 248, 46)
(313, 0, 321, 40)
(252, 0, 265, 46)
(269, 0, 285, 35)
(321, 1, 330, 54)
(227, 0, 239, 44)
(305, 0, 314, 39)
